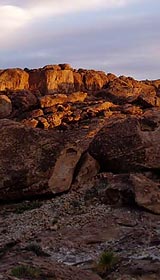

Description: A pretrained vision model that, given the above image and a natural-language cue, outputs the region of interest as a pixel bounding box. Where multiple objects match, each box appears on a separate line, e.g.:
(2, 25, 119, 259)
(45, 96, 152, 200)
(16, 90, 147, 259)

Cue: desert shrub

(14, 200, 42, 214)
(95, 250, 118, 275)
(25, 242, 50, 257)
(11, 265, 41, 278)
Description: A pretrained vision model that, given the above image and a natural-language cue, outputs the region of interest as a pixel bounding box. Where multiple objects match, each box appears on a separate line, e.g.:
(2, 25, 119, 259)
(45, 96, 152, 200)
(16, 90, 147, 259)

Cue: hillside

(0, 64, 160, 280)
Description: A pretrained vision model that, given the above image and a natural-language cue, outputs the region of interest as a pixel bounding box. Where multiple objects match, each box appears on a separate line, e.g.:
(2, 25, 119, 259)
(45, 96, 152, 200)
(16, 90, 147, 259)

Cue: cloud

(0, 5, 31, 42)
(0, 0, 159, 79)
(28, 0, 132, 18)
(0, 0, 135, 45)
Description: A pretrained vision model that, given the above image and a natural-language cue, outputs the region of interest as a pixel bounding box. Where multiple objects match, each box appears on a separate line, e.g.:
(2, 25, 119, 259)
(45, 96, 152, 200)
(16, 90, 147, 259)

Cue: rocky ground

(0, 64, 160, 279)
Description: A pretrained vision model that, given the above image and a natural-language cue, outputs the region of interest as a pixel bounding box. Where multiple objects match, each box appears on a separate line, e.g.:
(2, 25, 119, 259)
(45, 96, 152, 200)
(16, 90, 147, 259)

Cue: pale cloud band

(0, 0, 135, 35)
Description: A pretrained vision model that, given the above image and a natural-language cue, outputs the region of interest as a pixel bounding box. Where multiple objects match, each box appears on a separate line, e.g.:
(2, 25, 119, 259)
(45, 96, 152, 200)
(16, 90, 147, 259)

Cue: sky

(0, 0, 159, 80)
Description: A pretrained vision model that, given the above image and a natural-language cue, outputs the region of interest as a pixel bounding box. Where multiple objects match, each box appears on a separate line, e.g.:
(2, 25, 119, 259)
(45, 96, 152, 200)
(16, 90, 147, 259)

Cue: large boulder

(29, 68, 75, 94)
(89, 112, 160, 173)
(83, 70, 108, 91)
(0, 69, 29, 91)
(0, 119, 100, 201)
(40, 94, 68, 108)
(0, 119, 83, 201)
(101, 76, 159, 107)
(131, 173, 160, 214)
(45, 69, 75, 94)
(84, 172, 160, 214)
(10, 90, 38, 113)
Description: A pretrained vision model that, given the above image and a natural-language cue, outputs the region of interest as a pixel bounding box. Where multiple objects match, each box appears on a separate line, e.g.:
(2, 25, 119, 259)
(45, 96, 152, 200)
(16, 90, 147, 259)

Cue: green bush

(95, 250, 118, 275)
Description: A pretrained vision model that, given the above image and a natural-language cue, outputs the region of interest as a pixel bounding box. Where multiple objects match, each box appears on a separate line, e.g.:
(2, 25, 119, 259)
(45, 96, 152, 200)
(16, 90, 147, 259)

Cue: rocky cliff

(0, 64, 160, 280)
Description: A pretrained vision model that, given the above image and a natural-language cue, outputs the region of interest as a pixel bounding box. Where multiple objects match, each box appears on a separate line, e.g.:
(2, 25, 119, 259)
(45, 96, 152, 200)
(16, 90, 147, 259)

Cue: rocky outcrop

(0, 64, 160, 207)
(39, 92, 87, 108)
(0, 68, 29, 91)
(28, 66, 109, 94)
(100, 76, 160, 107)
(0, 64, 160, 280)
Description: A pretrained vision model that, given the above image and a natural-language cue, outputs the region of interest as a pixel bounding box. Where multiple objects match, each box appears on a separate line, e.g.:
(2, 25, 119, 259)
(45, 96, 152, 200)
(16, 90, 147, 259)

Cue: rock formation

(0, 64, 160, 280)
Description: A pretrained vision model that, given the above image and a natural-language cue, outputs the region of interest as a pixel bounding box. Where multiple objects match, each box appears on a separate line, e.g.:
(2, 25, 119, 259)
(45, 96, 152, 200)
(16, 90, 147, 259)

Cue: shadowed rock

(0, 95, 12, 118)
(89, 113, 160, 173)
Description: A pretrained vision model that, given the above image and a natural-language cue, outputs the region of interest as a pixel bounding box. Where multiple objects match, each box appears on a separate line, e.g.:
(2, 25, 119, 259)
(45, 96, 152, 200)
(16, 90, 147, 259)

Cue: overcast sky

(0, 0, 159, 80)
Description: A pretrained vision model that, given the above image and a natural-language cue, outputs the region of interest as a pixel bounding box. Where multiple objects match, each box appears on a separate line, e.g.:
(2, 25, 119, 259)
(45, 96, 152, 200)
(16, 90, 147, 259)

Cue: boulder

(0, 68, 29, 91)
(0, 119, 83, 201)
(102, 76, 141, 104)
(21, 118, 39, 128)
(83, 70, 108, 91)
(84, 172, 160, 214)
(131, 173, 160, 214)
(68, 91, 87, 103)
(59, 63, 73, 70)
(72, 152, 100, 188)
(10, 90, 38, 113)
(40, 94, 67, 108)
(0, 94, 12, 118)
(89, 113, 160, 173)
(45, 69, 75, 94)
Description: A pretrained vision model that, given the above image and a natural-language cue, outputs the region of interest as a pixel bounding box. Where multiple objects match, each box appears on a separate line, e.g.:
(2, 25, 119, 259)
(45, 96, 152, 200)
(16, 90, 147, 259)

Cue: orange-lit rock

(0, 68, 29, 91)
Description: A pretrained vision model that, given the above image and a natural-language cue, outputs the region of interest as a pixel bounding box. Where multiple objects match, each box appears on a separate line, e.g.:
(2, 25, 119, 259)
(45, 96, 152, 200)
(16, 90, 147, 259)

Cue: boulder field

(0, 64, 160, 280)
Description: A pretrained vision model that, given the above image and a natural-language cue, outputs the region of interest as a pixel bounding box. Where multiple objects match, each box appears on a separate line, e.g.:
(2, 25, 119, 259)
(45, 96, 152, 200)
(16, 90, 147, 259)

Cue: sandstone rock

(84, 173, 133, 206)
(0, 94, 12, 118)
(84, 172, 160, 214)
(40, 92, 87, 110)
(37, 116, 50, 129)
(21, 118, 38, 128)
(72, 152, 100, 188)
(43, 64, 61, 71)
(68, 92, 87, 103)
(83, 70, 108, 91)
(130, 173, 160, 214)
(44, 103, 71, 114)
(73, 71, 84, 91)
(89, 113, 160, 173)
(102, 77, 141, 104)
(2, 65, 110, 95)
(48, 145, 82, 193)
(59, 63, 73, 70)
(10, 90, 38, 113)
(0, 119, 83, 201)
(27, 109, 44, 118)
(40, 94, 67, 108)
(45, 69, 74, 94)
(0, 68, 29, 91)
(133, 86, 158, 108)
(120, 104, 143, 115)
(28, 68, 46, 92)
(46, 112, 65, 127)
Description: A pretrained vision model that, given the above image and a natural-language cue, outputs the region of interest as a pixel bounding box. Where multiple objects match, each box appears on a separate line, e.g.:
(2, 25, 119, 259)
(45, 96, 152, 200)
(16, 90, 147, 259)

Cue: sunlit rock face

(0, 68, 29, 91)
(28, 65, 109, 94)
